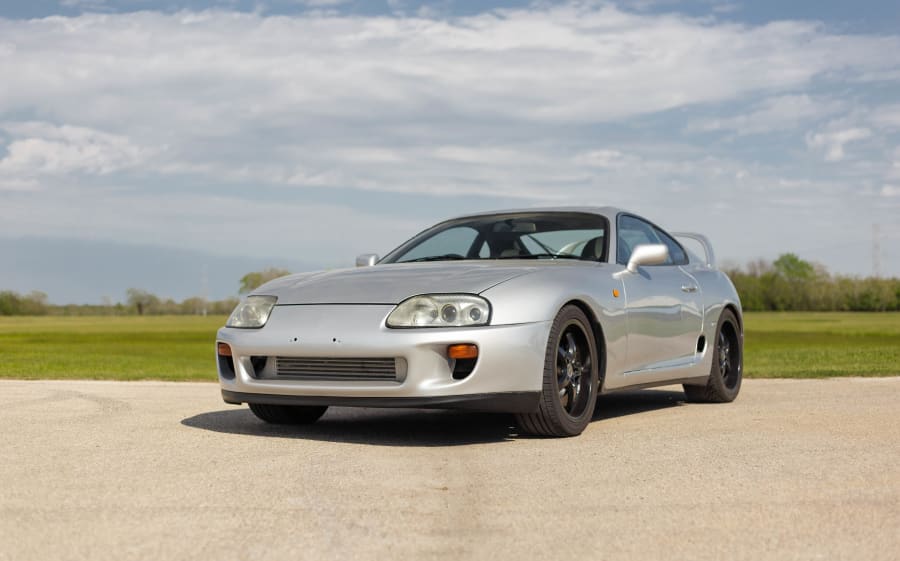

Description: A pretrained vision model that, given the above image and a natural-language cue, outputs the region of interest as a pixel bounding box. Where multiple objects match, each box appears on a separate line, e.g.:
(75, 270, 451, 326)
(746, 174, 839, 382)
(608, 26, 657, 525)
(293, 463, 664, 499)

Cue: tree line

(0, 289, 240, 316)
(1, 260, 898, 315)
(0, 267, 289, 316)
(724, 253, 899, 312)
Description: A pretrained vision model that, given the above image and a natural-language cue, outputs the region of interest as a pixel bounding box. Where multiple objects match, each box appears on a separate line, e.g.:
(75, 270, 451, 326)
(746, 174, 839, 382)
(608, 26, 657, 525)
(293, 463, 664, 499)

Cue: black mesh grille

(274, 357, 400, 382)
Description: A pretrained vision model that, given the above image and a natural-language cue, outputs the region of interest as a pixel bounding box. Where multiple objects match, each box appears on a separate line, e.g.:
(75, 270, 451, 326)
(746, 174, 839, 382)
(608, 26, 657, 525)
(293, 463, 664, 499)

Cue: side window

(616, 215, 660, 264)
(653, 227, 688, 266)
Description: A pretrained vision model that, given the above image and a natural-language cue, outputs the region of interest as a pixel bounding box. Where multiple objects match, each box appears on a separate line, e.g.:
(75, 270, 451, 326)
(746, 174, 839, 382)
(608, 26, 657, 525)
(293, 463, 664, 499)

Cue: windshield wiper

(399, 254, 467, 263)
(524, 234, 559, 256)
(496, 253, 582, 260)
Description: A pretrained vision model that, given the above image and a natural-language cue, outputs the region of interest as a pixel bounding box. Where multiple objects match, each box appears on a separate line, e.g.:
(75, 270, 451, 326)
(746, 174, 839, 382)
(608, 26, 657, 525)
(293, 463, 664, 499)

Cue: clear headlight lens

(387, 294, 490, 328)
(226, 295, 277, 328)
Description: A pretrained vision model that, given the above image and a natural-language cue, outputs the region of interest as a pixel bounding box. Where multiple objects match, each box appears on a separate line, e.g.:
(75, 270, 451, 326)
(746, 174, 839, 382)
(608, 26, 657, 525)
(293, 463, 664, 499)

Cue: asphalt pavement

(1, 378, 898, 561)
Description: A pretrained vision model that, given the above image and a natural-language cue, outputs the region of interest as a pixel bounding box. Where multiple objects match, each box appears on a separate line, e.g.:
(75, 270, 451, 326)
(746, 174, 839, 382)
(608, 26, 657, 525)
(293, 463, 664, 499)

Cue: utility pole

(201, 264, 209, 316)
(872, 223, 881, 278)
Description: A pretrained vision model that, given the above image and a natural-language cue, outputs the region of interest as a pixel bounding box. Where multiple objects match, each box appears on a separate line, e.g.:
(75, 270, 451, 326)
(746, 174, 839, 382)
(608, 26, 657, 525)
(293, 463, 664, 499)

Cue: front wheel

(248, 403, 328, 425)
(684, 308, 742, 403)
(515, 305, 599, 437)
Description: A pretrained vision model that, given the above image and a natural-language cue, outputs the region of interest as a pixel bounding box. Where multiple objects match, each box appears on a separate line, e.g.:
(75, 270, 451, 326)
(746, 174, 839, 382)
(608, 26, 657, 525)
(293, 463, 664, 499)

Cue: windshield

(382, 212, 609, 263)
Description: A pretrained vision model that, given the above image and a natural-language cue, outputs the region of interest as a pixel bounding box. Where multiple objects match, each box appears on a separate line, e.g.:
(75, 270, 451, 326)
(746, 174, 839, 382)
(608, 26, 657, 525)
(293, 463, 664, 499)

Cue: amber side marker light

(448, 344, 478, 360)
(217, 342, 233, 357)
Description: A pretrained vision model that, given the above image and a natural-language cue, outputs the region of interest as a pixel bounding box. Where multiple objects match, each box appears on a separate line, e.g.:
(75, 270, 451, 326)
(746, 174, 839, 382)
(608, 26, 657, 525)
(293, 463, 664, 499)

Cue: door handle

(681, 285, 698, 293)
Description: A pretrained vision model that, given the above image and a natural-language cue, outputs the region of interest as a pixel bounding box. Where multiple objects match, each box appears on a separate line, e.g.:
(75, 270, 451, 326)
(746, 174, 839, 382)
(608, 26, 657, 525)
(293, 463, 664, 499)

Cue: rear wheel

(516, 305, 599, 437)
(248, 403, 328, 425)
(684, 308, 742, 403)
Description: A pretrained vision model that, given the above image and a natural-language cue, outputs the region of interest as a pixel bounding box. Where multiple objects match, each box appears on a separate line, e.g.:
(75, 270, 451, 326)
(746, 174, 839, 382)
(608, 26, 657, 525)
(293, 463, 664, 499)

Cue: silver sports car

(216, 207, 743, 436)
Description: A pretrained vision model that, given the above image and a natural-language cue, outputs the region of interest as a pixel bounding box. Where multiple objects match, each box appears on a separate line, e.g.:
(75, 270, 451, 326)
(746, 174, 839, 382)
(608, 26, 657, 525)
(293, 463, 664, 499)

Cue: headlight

(226, 295, 277, 328)
(386, 294, 490, 328)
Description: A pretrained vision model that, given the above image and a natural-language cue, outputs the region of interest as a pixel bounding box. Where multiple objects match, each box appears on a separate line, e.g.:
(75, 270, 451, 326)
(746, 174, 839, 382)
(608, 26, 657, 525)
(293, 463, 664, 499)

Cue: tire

(515, 305, 599, 437)
(684, 308, 742, 403)
(248, 403, 328, 425)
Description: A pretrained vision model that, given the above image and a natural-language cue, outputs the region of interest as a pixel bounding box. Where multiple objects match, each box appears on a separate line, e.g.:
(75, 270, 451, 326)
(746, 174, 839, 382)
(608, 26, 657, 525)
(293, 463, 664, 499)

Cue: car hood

(254, 263, 541, 305)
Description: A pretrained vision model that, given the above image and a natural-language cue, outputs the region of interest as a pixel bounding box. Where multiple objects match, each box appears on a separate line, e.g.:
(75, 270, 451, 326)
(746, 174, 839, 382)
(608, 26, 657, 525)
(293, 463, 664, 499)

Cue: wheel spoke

(717, 325, 739, 384)
(565, 332, 577, 359)
(581, 354, 592, 375)
(566, 384, 577, 412)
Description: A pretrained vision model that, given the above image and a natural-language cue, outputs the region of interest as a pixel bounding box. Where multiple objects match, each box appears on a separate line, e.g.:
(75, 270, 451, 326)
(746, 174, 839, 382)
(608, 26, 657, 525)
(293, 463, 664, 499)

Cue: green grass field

(742, 312, 900, 378)
(0, 312, 897, 381)
(0, 316, 225, 381)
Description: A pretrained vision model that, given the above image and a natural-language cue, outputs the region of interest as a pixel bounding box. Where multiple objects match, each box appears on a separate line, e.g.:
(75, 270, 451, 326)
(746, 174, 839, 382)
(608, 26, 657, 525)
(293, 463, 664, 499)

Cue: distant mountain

(1, 237, 324, 304)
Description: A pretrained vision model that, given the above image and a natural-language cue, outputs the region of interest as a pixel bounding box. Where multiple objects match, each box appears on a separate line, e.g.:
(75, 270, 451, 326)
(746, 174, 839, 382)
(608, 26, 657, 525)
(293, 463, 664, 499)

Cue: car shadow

(594, 388, 686, 421)
(180, 388, 687, 447)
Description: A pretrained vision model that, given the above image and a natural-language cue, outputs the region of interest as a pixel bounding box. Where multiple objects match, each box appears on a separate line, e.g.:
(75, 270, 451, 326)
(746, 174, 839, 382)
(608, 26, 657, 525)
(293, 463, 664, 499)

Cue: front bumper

(216, 304, 551, 413)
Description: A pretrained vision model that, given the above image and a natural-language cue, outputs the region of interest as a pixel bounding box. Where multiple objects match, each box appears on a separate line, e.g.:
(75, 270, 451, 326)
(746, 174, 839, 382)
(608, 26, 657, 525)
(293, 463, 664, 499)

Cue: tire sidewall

(545, 306, 599, 434)
(708, 309, 742, 401)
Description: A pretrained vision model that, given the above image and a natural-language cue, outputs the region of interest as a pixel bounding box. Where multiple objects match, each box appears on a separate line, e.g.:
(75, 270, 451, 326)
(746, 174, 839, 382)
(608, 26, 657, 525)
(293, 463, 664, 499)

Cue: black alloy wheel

(556, 324, 594, 418)
(516, 305, 600, 437)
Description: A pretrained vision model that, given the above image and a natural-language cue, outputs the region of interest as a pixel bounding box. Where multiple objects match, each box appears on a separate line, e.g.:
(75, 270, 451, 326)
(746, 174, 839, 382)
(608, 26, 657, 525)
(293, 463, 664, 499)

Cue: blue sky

(1, 0, 899, 302)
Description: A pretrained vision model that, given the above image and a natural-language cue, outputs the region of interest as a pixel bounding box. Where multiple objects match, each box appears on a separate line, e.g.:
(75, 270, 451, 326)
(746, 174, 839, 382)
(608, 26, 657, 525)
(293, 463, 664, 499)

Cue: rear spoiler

(672, 232, 716, 268)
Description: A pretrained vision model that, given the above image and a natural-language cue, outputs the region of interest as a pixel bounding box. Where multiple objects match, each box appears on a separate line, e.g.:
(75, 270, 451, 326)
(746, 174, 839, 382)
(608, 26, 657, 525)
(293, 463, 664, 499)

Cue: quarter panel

(686, 267, 743, 330)
(681, 265, 743, 384)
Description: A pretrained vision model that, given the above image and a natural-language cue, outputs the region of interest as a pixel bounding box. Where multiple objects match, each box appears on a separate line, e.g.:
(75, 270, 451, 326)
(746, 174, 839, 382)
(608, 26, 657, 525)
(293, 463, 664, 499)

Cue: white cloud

(805, 127, 872, 162)
(711, 3, 741, 14)
(431, 146, 533, 166)
(0, 177, 41, 192)
(0, 4, 898, 276)
(0, 190, 422, 260)
(59, 0, 107, 6)
(298, 0, 348, 6)
(0, 122, 151, 191)
(688, 95, 845, 135)
(574, 149, 628, 168)
(869, 104, 900, 130)
(2, 8, 897, 122)
(0, 5, 894, 198)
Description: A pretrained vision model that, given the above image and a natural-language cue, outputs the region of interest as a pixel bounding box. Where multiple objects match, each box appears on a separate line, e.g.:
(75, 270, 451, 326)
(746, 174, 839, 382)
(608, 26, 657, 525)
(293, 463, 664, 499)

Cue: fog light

(217, 342, 236, 380)
(448, 344, 478, 360)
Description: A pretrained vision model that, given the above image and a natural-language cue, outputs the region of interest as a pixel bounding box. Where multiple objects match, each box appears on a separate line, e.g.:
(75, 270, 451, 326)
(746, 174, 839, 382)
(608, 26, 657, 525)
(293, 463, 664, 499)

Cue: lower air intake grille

(274, 357, 403, 382)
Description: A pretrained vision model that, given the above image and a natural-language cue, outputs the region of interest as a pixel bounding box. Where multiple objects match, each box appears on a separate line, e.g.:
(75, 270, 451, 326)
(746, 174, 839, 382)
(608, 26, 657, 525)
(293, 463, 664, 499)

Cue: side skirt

(600, 375, 709, 394)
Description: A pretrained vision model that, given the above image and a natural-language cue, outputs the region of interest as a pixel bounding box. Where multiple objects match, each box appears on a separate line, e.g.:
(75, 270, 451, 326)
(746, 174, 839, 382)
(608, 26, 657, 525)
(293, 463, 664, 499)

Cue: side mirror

(356, 253, 379, 267)
(625, 244, 668, 273)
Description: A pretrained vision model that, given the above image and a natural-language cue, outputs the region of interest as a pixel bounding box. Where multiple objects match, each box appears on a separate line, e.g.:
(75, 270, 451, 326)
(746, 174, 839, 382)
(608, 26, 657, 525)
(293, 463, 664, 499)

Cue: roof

(445, 206, 631, 221)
